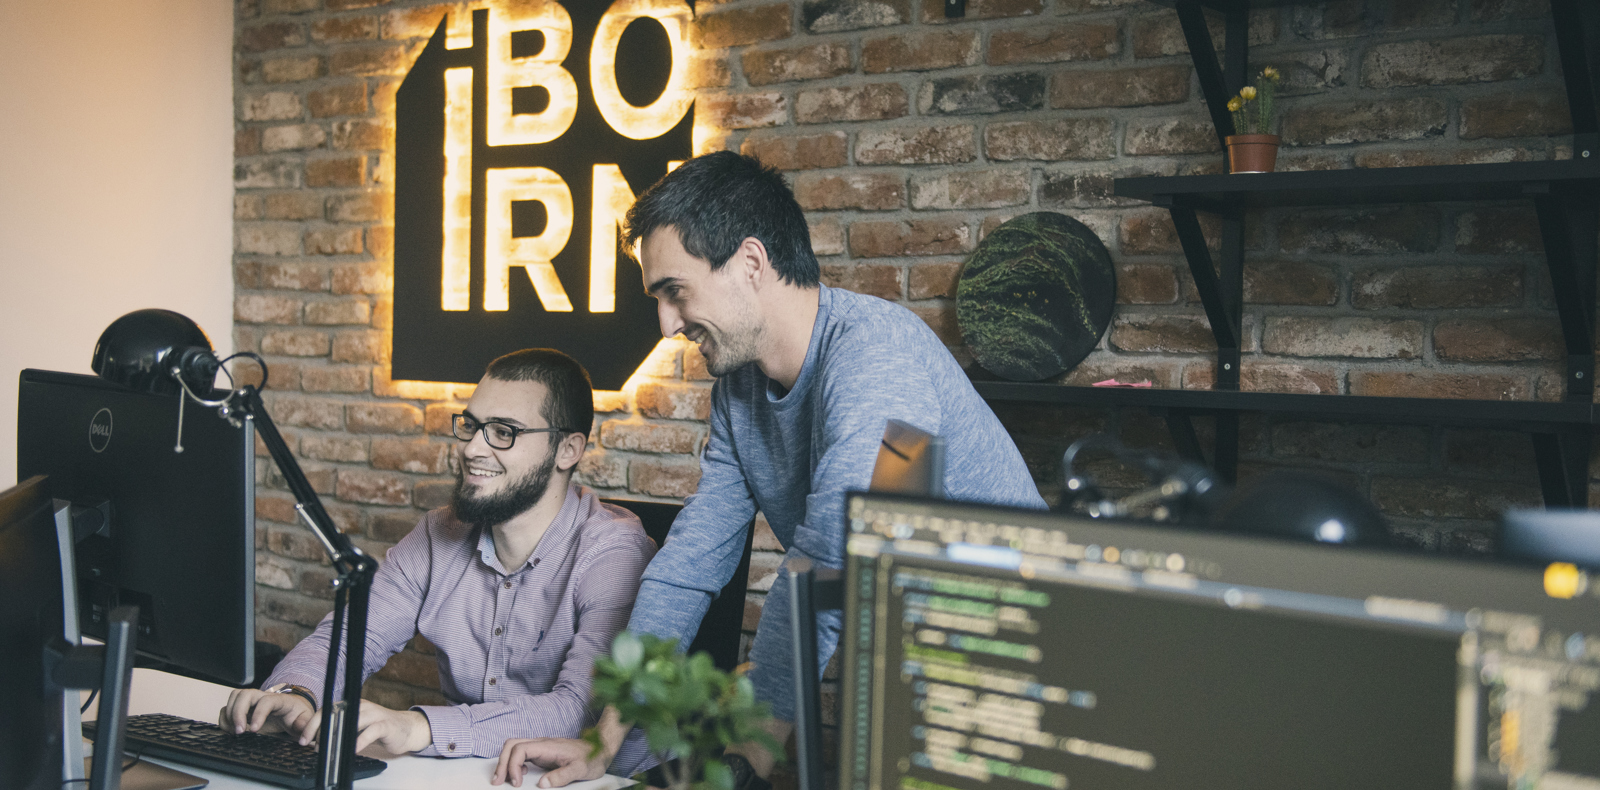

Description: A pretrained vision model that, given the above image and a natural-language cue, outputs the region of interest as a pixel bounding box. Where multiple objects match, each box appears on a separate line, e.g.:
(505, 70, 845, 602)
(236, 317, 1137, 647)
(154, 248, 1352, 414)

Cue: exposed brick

(1435, 318, 1561, 363)
(1351, 265, 1522, 309)
(990, 23, 1118, 65)
(630, 459, 703, 498)
(862, 31, 979, 74)
(849, 218, 971, 257)
(1118, 208, 1220, 256)
(1040, 171, 1142, 209)
(256, 494, 300, 524)
(347, 402, 423, 434)
(1461, 91, 1572, 140)
(258, 590, 334, 628)
(1282, 98, 1447, 146)
(235, 159, 300, 189)
(309, 81, 368, 117)
(424, 402, 463, 437)
(380, 4, 450, 39)
(300, 298, 369, 326)
(332, 330, 388, 363)
(920, 73, 1046, 115)
(305, 226, 365, 255)
(986, 119, 1114, 161)
(1354, 148, 1536, 169)
(635, 383, 713, 421)
(1279, 206, 1439, 255)
(1361, 35, 1543, 88)
(811, 216, 846, 257)
(689, 54, 734, 90)
(306, 155, 366, 187)
(908, 303, 961, 345)
(1056, 0, 1143, 12)
(856, 125, 976, 165)
(910, 169, 1031, 210)
(269, 396, 345, 430)
(795, 84, 908, 124)
(698, 4, 792, 48)
(331, 119, 390, 150)
(371, 439, 450, 473)
(1444, 429, 1537, 476)
(1269, 48, 1352, 96)
(330, 44, 407, 76)
(802, 0, 912, 33)
(793, 172, 905, 211)
(1371, 477, 1540, 520)
(919, 0, 1043, 21)
(743, 42, 851, 85)
(908, 261, 962, 300)
(576, 448, 629, 489)
(261, 329, 332, 356)
(241, 91, 303, 122)
(683, 346, 713, 381)
(249, 262, 330, 291)
(821, 264, 903, 300)
(261, 55, 322, 83)
(1273, 422, 1430, 464)
(1471, 0, 1548, 22)
(328, 189, 388, 223)
(312, 15, 379, 44)
(1123, 117, 1216, 156)
(240, 21, 306, 53)
(1185, 362, 1340, 395)
(1263, 317, 1423, 359)
(337, 469, 412, 506)
(741, 132, 849, 170)
(1456, 207, 1543, 254)
(262, 192, 324, 221)
(1109, 315, 1215, 353)
(366, 226, 393, 257)
(262, 0, 318, 13)
(236, 293, 303, 324)
(599, 421, 701, 454)
(1051, 66, 1189, 109)
(700, 92, 788, 129)
(301, 365, 370, 392)
(414, 480, 455, 511)
(1116, 263, 1178, 304)
(332, 262, 391, 294)
(1131, 8, 1273, 59)
(1243, 261, 1338, 306)
(236, 129, 263, 157)
(301, 434, 369, 463)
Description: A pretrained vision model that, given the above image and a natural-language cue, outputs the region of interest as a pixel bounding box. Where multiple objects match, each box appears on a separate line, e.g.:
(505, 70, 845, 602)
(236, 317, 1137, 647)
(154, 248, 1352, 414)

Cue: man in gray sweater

(493, 151, 1044, 789)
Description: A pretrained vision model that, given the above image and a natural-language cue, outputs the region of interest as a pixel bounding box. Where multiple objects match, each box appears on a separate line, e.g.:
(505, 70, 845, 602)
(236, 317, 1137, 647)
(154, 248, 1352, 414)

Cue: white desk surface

(85, 668, 635, 790)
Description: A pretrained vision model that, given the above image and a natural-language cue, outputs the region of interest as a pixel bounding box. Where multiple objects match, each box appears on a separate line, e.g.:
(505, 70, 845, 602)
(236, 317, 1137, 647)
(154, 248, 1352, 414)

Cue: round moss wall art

(957, 212, 1116, 381)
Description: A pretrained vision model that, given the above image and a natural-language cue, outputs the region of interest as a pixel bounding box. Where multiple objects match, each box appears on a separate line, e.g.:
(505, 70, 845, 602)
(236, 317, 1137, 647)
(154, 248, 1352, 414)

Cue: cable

(79, 688, 98, 714)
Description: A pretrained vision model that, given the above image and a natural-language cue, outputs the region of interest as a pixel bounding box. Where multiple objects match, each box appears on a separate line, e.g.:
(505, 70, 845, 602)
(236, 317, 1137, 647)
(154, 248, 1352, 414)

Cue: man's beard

(450, 449, 558, 528)
(696, 301, 764, 377)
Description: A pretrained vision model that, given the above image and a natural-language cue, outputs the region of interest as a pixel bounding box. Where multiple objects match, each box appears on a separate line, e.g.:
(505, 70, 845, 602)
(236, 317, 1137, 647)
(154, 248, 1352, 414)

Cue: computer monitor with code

(840, 493, 1600, 790)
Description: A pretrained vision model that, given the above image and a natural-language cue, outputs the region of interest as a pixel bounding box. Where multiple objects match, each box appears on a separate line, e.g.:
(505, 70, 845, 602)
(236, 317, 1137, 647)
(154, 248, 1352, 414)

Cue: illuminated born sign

(392, 0, 694, 389)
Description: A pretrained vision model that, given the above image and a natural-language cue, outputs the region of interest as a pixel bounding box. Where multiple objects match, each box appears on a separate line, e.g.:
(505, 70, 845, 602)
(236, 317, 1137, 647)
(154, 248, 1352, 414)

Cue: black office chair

(602, 499, 755, 673)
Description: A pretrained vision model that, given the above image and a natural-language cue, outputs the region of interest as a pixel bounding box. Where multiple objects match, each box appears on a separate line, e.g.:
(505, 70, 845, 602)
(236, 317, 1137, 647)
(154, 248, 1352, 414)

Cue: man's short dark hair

(624, 150, 820, 287)
(483, 348, 594, 438)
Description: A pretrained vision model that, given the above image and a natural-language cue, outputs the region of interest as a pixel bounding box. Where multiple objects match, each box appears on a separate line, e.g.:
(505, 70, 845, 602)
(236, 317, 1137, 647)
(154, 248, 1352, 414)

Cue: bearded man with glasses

(220, 349, 656, 761)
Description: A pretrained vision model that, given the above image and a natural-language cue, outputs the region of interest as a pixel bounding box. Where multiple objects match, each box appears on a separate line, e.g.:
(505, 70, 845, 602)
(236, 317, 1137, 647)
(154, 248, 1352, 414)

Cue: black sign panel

(393, 2, 693, 389)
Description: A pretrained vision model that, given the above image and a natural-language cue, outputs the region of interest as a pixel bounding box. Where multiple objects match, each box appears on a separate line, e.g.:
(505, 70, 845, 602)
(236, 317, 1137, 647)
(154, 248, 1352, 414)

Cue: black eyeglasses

(452, 413, 569, 450)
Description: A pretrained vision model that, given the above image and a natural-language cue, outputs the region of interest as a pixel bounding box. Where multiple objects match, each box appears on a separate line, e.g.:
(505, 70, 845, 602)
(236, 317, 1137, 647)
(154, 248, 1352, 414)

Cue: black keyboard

(85, 713, 388, 789)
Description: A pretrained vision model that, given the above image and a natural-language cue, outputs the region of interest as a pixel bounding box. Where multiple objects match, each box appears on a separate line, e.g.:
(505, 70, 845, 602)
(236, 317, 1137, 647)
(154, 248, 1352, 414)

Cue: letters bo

(392, 0, 694, 389)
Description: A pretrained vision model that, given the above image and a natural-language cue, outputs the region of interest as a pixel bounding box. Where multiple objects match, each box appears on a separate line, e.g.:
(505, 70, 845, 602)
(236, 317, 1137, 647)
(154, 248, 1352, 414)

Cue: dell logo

(89, 408, 113, 453)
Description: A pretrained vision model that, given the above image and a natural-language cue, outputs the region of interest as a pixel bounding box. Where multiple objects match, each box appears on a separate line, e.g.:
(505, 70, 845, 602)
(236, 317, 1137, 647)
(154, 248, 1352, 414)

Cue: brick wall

(232, 0, 1575, 765)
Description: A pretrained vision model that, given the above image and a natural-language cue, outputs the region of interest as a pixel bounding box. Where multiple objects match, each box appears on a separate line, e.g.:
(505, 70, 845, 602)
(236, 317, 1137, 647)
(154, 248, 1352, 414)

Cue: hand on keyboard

(220, 687, 319, 745)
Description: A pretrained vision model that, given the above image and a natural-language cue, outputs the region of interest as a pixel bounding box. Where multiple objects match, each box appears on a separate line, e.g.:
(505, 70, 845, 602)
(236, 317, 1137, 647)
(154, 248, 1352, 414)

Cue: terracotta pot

(1226, 134, 1280, 174)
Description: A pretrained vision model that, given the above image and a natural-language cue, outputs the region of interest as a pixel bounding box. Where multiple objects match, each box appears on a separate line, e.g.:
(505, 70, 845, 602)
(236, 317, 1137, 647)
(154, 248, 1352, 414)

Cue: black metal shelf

(1115, 160, 1600, 210)
(975, 382, 1597, 432)
(985, 0, 1600, 508)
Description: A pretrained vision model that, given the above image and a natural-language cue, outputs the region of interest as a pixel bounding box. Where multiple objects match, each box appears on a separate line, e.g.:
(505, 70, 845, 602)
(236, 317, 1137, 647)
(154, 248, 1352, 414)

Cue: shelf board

(1141, 0, 1316, 8)
(973, 381, 1599, 432)
(1114, 160, 1600, 209)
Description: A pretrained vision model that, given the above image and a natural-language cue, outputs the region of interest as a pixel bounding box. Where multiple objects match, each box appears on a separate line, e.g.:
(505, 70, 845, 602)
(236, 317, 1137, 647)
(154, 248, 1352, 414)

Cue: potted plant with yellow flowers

(1225, 66, 1282, 173)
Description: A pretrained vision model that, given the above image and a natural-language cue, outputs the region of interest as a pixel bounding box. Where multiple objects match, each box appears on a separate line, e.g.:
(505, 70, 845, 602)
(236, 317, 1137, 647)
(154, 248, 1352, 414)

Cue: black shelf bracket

(1532, 188, 1598, 403)
(1174, 0, 1247, 151)
(1551, 0, 1600, 160)
(1533, 430, 1590, 507)
(1160, 198, 1244, 390)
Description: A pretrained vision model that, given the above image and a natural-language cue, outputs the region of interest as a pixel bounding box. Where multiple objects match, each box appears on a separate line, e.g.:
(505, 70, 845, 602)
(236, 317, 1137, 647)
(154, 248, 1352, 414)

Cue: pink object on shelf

(1091, 378, 1153, 388)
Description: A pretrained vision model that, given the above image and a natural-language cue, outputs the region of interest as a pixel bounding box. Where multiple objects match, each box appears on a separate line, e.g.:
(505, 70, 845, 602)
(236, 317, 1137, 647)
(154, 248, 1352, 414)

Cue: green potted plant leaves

(588, 632, 781, 790)
(1226, 66, 1282, 173)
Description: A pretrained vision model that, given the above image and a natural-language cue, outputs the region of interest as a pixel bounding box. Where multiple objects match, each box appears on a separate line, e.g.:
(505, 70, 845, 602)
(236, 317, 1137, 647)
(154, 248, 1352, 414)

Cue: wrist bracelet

(268, 683, 318, 710)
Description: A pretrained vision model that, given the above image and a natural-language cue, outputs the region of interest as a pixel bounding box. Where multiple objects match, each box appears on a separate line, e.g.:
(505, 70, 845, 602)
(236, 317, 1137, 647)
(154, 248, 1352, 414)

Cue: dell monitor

(871, 419, 946, 499)
(17, 369, 256, 686)
(841, 492, 1600, 790)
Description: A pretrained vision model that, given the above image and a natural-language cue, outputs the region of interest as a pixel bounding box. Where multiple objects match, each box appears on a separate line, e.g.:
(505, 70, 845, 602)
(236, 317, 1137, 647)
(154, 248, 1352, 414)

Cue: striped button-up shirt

(265, 484, 656, 758)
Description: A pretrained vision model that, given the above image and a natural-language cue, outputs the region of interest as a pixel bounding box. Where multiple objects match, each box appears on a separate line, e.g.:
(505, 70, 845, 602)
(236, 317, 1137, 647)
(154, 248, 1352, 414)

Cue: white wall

(0, 0, 235, 486)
